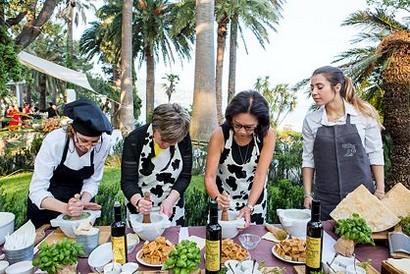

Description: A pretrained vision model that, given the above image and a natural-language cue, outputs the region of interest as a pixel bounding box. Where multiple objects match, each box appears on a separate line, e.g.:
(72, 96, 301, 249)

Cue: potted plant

(334, 213, 374, 256)
(33, 238, 85, 274)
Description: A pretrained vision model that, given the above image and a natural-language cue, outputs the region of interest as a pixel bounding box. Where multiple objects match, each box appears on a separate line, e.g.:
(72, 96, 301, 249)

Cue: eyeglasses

(232, 122, 257, 132)
(75, 132, 102, 146)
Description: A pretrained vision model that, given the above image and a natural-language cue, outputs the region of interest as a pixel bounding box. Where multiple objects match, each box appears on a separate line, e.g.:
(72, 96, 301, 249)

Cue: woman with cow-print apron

(205, 90, 276, 227)
(121, 103, 192, 226)
(302, 66, 385, 220)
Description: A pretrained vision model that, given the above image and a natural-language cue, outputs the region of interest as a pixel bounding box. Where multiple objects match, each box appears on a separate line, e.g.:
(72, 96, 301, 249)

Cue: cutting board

(293, 264, 379, 274)
(381, 260, 409, 274)
(42, 226, 111, 245)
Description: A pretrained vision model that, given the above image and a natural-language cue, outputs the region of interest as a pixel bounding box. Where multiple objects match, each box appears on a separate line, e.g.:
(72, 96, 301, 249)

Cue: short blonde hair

(152, 103, 191, 143)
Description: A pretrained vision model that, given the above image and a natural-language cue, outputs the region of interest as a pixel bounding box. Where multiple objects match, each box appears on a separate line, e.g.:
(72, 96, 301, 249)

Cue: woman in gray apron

(121, 103, 192, 226)
(205, 90, 276, 226)
(28, 100, 112, 228)
(302, 66, 385, 220)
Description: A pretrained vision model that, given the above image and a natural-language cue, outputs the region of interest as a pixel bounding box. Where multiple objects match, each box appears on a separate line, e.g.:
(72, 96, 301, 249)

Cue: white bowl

(0, 261, 10, 274)
(129, 212, 171, 241)
(276, 208, 311, 238)
(126, 233, 140, 253)
(121, 262, 139, 274)
(0, 212, 15, 245)
(240, 259, 259, 271)
(5, 261, 33, 274)
(50, 210, 101, 238)
(88, 243, 113, 273)
(218, 210, 245, 239)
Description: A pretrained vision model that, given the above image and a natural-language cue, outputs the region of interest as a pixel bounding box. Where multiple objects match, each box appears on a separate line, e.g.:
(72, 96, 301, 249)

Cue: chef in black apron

(27, 99, 112, 228)
(302, 66, 385, 220)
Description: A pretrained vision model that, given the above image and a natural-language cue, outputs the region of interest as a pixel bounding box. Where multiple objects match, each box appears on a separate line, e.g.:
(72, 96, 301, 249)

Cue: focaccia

(381, 183, 410, 218)
(330, 185, 400, 232)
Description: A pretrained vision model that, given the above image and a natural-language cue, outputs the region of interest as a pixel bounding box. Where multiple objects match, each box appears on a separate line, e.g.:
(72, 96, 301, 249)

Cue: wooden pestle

(142, 192, 152, 223)
(221, 208, 229, 221)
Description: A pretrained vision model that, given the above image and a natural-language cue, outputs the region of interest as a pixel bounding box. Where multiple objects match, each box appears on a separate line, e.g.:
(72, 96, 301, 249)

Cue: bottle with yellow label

(111, 201, 127, 264)
(305, 199, 323, 273)
(206, 199, 221, 274)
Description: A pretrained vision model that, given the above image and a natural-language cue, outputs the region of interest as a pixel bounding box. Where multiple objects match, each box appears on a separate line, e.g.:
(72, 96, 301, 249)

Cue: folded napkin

(262, 232, 288, 243)
(4, 220, 36, 250)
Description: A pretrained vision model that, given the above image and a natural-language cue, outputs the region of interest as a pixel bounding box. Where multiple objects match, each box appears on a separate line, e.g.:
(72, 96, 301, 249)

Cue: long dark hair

(225, 90, 270, 137)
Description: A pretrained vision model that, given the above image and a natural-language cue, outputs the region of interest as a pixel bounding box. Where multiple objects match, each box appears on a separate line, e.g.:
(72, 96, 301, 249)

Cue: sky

(78, 0, 369, 131)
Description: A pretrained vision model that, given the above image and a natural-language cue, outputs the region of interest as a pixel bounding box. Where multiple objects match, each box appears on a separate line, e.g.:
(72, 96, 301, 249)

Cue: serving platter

(271, 245, 304, 265)
(136, 249, 163, 268)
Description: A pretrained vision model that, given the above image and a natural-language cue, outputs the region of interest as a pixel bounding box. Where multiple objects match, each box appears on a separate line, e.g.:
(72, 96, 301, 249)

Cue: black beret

(64, 99, 112, 136)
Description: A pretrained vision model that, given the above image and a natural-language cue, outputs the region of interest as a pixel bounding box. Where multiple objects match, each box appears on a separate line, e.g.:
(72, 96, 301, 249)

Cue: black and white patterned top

(216, 124, 267, 224)
(121, 124, 192, 225)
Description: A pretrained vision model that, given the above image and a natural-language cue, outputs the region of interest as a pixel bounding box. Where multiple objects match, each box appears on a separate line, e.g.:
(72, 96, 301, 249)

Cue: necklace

(237, 142, 250, 164)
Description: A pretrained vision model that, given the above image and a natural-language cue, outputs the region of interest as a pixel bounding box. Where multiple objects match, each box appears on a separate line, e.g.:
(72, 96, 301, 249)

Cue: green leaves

(162, 240, 201, 274)
(33, 238, 85, 274)
(335, 214, 375, 246)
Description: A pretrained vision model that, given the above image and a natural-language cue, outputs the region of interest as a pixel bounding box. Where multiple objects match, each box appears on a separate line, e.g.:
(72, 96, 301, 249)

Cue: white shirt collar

(314, 99, 359, 125)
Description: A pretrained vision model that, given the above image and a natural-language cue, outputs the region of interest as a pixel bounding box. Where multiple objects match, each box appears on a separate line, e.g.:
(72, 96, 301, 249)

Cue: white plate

(136, 249, 163, 268)
(271, 245, 304, 265)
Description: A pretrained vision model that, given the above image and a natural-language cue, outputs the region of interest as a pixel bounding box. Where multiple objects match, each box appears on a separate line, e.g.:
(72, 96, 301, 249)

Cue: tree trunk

(39, 75, 47, 111)
(112, 64, 122, 129)
(66, 7, 74, 69)
(191, 0, 218, 142)
(227, 14, 238, 104)
(119, 0, 135, 134)
(215, 17, 229, 125)
(145, 47, 155, 122)
(379, 31, 410, 190)
(14, 0, 59, 49)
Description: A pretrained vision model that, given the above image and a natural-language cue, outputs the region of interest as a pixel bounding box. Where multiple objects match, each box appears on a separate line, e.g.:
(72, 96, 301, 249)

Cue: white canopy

(17, 51, 95, 92)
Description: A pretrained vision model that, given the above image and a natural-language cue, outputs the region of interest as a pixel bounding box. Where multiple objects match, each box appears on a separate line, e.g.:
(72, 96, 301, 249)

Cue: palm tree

(162, 73, 180, 102)
(335, 9, 410, 188)
(190, 0, 218, 142)
(214, 0, 283, 123)
(57, 0, 96, 68)
(134, 0, 194, 121)
(120, 0, 134, 134)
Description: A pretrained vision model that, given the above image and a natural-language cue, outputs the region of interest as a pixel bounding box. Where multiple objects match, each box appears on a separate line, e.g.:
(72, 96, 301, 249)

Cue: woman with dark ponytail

(302, 66, 384, 220)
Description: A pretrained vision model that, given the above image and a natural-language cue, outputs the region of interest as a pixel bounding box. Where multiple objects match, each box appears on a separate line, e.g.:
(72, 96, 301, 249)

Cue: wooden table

(0, 222, 387, 273)
(71, 223, 388, 274)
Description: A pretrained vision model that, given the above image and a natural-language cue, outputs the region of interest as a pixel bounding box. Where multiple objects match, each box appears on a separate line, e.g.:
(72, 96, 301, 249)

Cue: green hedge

(0, 168, 303, 228)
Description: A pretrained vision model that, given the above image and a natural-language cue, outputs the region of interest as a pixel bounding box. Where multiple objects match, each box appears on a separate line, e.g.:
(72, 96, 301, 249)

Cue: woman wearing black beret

(27, 99, 112, 228)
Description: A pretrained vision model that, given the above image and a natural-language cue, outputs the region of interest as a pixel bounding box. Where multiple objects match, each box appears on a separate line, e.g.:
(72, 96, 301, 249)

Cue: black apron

(27, 138, 95, 228)
(313, 115, 374, 220)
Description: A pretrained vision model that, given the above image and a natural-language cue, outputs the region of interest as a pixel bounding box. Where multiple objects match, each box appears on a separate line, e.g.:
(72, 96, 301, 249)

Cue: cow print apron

(138, 124, 184, 225)
(216, 129, 267, 224)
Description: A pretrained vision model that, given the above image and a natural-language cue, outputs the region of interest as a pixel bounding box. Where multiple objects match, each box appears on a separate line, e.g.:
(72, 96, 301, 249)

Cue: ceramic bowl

(88, 243, 113, 273)
(240, 259, 259, 272)
(121, 262, 139, 274)
(5, 261, 33, 274)
(218, 210, 245, 239)
(0, 261, 10, 274)
(0, 212, 15, 245)
(126, 233, 140, 253)
(276, 208, 311, 238)
(50, 210, 101, 238)
(129, 212, 171, 241)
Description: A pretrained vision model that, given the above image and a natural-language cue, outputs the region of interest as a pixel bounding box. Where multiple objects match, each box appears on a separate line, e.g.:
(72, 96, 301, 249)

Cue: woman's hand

(374, 190, 385, 200)
(83, 202, 102, 210)
(215, 192, 230, 210)
(65, 194, 84, 216)
(304, 196, 312, 209)
(238, 206, 252, 228)
(135, 195, 153, 214)
(160, 198, 174, 218)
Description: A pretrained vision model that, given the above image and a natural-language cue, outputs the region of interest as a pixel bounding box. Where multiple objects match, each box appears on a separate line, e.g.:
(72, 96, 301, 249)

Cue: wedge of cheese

(330, 184, 400, 232)
(381, 183, 410, 218)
